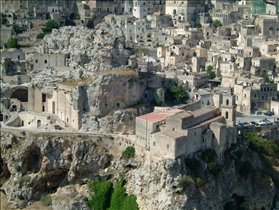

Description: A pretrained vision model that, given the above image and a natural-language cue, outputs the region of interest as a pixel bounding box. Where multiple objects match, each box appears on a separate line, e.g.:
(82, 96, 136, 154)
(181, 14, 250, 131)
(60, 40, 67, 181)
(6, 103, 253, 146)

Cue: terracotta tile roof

(137, 113, 172, 123)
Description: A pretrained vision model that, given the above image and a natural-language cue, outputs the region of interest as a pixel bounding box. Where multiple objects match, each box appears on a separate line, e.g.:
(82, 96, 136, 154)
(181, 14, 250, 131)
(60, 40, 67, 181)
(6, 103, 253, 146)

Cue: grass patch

(15, 175, 31, 184)
(40, 194, 52, 206)
(178, 175, 193, 190)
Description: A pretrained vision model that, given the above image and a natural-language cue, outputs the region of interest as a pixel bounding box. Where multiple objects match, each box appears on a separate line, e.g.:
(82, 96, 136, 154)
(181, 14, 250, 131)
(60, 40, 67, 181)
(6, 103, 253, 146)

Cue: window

(44, 60, 47, 64)
(42, 94, 46, 102)
(226, 99, 229, 105)
(153, 142, 156, 146)
(167, 145, 169, 149)
(36, 60, 38, 63)
(225, 112, 228, 119)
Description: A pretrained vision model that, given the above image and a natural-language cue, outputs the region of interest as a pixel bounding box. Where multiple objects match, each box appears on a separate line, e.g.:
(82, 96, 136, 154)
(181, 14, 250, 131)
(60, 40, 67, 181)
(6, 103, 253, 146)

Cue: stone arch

(11, 88, 28, 102)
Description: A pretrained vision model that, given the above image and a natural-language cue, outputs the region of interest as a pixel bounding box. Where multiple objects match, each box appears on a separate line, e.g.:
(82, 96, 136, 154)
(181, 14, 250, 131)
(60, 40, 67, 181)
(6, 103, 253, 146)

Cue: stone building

(136, 88, 236, 159)
(3, 84, 81, 130)
(234, 81, 277, 114)
(165, 0, 205, 22)
(33, 52, 70, 70)
(0, 26, 14, 47)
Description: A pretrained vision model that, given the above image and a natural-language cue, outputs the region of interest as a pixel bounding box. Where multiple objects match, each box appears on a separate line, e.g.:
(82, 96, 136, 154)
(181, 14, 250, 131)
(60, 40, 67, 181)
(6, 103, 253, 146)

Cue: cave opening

(22, 148, 42, 175)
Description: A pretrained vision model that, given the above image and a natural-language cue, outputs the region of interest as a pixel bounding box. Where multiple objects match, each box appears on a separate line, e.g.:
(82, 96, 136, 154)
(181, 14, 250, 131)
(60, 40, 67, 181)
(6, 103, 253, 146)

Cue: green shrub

(109, 178, 139, 210)
(87, 180, 113, 210)
(153, 98, 162, 106)
(195, 177, 203, 187)
(4, 37, 18, 49)
(245, 132, 279, 157)
(20, 131, 26, 136)
(40, 194, 52, 206)
(178, 175, 193, 189)
(37, 32, 46, 39)
(122, 146, 135, 160)
(201, 149, 216, 162)
(185, 157, 200, 177)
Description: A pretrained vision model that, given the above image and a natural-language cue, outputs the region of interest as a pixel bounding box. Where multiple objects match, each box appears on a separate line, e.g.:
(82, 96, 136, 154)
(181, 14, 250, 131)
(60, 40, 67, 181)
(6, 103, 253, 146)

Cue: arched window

(226, 99, 229, 105)
(225, 111, 229, 119)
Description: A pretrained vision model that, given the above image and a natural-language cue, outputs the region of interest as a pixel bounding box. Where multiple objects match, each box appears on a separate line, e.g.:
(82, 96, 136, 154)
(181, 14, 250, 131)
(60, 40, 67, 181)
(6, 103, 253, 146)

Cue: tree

(4, 37, 18, 49)
(170, 86, 189, 103)
(65, 18, 76, 26)
(42, 20, 59, 33)
(206, 66, 216, 79)
(259, 72, 273, 83)
(86, 19, 94, 29)
(194, 22, 202, 28)
(212, 19, 222, 28)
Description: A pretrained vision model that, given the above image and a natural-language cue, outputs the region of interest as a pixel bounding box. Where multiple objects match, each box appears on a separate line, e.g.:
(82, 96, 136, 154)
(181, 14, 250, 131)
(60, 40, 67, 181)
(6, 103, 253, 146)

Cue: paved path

(236, 112, 279, 123)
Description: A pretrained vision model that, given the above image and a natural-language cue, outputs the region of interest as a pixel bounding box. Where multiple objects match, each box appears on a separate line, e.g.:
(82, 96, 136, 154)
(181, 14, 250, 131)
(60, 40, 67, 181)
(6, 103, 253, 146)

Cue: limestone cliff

(0, 131, 278, 210)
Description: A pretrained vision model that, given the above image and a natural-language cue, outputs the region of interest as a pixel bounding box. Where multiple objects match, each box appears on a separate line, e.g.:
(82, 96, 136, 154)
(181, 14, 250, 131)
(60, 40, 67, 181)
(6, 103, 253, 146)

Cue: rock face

(39, 23, 131, 71)
(0, 132, 113, 209)
(1, 131, 278, 210)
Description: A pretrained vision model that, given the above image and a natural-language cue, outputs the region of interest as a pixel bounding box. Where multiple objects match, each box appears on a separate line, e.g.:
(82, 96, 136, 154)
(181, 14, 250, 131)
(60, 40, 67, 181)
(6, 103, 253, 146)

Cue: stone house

(258, 17, 279, 39)
(165, 0, 205, 22)
(133, 0, 156, 19)
(251, 57, 275, 72)
(234, 82, 277, 114)
(47, 84, 81, 130)
(191, 56, 206, 72)
(33, 52, 70, 70)
(165, 36, 182, 45)
(243, 46, 260, 57)
(260, 41, 279, 56)
(210, 10, 241, 26)
(235, 55, 252, 71)
(0, 48, 26, 60)
(165, 45, 194, 67)
(180, 72, 208, 90)
(147, 13, 172, 29)
(88, 0, 120, 14)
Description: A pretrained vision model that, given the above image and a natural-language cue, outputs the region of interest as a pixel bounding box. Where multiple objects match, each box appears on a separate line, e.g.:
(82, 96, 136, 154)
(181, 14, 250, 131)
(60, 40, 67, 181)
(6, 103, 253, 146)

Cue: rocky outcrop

(1, 131, 278, 210)
(39, 23, 131, 71)
(81, 103, 153, 134)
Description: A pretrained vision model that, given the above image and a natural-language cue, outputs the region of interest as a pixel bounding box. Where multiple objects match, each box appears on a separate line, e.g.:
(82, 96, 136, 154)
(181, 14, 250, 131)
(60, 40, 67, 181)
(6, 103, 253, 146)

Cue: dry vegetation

(95, 68, 139, 78)
(59, 76, 95, 87)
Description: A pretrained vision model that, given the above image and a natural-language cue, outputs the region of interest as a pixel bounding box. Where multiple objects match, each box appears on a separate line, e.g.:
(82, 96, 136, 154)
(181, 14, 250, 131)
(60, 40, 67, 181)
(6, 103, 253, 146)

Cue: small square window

(44, 60, 47, 64)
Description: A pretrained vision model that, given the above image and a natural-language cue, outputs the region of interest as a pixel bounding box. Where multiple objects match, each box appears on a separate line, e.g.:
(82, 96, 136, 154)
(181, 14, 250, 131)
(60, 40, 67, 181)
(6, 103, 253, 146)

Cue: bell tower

(221, 89, 236, 127)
